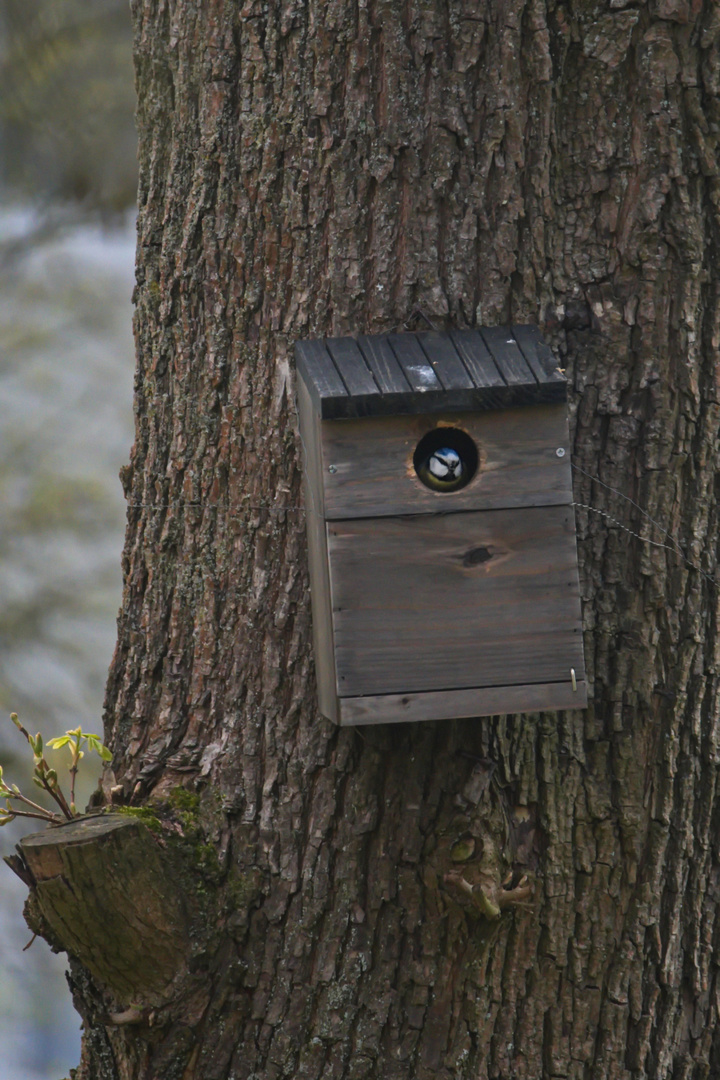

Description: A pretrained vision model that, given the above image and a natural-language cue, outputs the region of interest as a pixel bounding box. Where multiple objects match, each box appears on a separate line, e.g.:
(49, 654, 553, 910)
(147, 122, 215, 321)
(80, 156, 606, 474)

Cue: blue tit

(417, 445, 468, 491)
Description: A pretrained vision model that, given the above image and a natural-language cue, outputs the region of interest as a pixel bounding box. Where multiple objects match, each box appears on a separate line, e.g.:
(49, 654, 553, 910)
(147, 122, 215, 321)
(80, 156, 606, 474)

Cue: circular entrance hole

(413, 427, 479, 493)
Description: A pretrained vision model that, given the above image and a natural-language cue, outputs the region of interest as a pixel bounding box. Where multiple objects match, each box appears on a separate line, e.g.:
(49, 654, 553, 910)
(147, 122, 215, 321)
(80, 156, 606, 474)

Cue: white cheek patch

(429, 449, 462, 479)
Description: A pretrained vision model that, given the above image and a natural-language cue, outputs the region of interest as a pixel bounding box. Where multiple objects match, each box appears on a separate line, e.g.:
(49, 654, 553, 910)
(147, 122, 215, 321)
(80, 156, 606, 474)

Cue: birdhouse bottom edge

(333, 679, 588, 726)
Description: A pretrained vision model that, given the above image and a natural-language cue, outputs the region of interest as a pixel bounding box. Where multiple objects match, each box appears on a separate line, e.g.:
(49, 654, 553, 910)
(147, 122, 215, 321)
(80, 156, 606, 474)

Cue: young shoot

(47, 726, 112, 815)
(0, 714, 112, 827)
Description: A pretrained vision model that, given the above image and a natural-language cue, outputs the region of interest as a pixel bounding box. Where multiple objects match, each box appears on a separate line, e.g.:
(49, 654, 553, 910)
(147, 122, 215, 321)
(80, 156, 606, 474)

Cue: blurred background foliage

(0, 1, 137, 1076)
(0, 0, 137, 212)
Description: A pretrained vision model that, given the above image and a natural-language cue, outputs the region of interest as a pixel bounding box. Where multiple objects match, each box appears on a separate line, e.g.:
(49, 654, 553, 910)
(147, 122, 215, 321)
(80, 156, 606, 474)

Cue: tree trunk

(29, 0, 720, 1076)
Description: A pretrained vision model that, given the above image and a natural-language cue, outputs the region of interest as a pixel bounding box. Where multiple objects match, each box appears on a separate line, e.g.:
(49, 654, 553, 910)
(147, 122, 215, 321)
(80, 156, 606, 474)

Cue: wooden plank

(325, 337, 381, 397)
(320, 404, 572, 519)
(357, 335, 411, 394)
(327, 506, 585, 698)
(295, 339, 348, 409)
(417, 332, 474, 390)
(449, 330, 505, 388)
(295, 376, 338, 721)
(296, 330, 566, 419)
(339, 680, 588, 725)
(512, 324, 565, 384)
(387, 333, 443, 393)
(314, 382, 567, 420)
(480, 327, 535, 385)
(295, 372, 326, 519)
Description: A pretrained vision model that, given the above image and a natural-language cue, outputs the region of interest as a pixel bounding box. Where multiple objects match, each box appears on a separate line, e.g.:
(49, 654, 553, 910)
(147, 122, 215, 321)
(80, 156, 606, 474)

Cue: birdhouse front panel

(295, 327, 587, 726)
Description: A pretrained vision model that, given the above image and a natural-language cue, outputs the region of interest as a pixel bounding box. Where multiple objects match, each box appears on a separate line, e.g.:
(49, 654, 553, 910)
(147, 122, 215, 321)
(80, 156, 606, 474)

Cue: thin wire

(571, 502, 674, 552)
(571, 462, 684, 556)
(119, 462, 719, 587)
(571, 468, 719, 589)
(125, 501, 304, 515)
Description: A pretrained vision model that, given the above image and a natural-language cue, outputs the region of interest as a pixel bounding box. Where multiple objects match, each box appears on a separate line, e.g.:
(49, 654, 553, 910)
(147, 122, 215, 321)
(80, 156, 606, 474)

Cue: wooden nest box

(295, 327, 586, 726)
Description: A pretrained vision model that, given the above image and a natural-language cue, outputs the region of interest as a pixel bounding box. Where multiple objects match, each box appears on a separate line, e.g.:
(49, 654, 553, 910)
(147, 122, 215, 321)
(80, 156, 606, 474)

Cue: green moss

(166, 786, 203, 834)
(168, 787, 200, 815)
(191, 841, 219, 878)
(227, 867, 264, 909)
(110, 805, 162, 832)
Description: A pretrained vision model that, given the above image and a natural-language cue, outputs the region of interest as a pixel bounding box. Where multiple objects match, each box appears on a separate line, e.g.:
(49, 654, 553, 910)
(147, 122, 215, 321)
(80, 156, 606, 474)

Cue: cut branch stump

(9, 814, 191, 1005)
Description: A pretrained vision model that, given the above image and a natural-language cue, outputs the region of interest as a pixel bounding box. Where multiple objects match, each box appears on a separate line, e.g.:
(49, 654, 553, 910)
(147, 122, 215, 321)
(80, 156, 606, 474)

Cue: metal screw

(328, 465, 337, 474)
(556, 448, 566, 458)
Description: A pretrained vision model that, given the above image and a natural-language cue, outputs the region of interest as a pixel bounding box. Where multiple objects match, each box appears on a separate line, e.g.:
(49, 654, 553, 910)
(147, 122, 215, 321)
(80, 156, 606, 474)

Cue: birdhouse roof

(295, 326, 565, 420)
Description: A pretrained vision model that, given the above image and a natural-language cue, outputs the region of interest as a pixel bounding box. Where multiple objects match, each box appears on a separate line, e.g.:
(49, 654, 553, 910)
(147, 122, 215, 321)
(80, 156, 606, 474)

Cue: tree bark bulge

(81, 0, 720, 1077)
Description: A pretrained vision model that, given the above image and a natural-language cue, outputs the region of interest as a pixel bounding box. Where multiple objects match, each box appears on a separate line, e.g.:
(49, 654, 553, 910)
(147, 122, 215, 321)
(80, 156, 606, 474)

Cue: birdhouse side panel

(296, 374, 338, 722)
(320, 405, 571, 520)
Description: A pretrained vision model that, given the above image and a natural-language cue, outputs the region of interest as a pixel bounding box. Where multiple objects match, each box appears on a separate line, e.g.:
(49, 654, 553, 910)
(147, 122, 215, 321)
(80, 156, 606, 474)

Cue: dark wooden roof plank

(449, 329, 506, 388)
(295, 339, 348, 402)
(297, 328, 566, 417)
(512, 324, 565, 385)
(417, 331, 475, 390)
(325, 336, 381, 397)
(357, 335, 411, 394)
(387, 333, 443, 393)
(480, 326, 536, 385)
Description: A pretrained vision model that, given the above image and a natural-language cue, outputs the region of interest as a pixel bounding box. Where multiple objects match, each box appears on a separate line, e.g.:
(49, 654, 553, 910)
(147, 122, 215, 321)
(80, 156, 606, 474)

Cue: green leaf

(86, 735, 112, 761)
(10, 713, 21, 729)
(35, 733, 43, 754)
(48, 736, 71, 750)
(32, 776, 43, 789)
(0, 814, 15, 826)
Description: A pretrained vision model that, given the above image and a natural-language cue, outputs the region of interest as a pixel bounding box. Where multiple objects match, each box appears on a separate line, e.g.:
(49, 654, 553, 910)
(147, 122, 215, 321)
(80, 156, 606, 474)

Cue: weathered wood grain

(297, 329, 567, 419)
(328, 507, 585, 698)
(450, 329, 506, 388)
(312, 381, 568, 419)
(339, 679, 588, 726)
(325, 337, 381, 397)
(480, 327, 535, 384)
(357, 335, 410, 394)
(320, 404, 572, 519)
(296, 376, 338, 721)
(387, 333, 442, 393)
(295, 339, 347, 407)
(512, 324, 563, 383)
(417, 331, 475, 390)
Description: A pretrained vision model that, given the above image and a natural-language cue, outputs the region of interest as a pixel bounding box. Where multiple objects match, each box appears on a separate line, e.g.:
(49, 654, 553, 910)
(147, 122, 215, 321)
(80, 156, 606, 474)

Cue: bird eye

(413, 428, 478, 492)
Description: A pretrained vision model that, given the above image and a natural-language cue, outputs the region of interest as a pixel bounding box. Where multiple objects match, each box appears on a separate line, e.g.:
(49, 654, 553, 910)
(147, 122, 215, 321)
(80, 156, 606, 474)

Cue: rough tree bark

(13, 0, 720, 1077)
